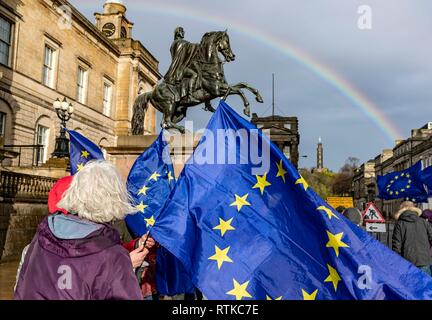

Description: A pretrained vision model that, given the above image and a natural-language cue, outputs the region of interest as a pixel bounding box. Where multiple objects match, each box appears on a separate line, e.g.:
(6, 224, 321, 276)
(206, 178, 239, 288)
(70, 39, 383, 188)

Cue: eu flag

(421, 165, 432, 195)
(377, 162, 428, 203)
(151, 100, 432, 300)
(125, 132, 195, 296)
(67, 129, 104, 175)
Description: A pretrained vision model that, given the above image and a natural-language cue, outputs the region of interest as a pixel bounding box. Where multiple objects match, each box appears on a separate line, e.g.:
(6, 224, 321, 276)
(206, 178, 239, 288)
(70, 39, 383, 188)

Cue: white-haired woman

(15, 160, 145, 300)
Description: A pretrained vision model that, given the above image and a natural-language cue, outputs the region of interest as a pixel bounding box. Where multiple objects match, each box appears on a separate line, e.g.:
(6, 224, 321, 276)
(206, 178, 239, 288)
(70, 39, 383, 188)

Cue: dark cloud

(71, 0, 432, 170)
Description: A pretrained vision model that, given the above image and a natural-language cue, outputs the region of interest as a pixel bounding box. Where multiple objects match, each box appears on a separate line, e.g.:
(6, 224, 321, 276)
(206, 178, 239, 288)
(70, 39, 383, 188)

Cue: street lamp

(52, 97, 74, 158)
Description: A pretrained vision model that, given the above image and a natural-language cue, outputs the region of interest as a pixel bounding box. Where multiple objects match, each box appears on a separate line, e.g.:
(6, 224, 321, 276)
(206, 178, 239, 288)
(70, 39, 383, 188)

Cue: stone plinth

(107, 133, 202, 180)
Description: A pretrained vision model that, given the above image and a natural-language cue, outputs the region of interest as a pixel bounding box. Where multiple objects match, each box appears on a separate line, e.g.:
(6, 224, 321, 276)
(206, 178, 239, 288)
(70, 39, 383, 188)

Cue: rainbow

(78, 0, 403, 143)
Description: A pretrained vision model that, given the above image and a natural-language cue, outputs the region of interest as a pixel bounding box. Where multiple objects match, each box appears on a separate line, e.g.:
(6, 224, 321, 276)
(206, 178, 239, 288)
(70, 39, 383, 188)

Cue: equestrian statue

(131, 27, 264, 134)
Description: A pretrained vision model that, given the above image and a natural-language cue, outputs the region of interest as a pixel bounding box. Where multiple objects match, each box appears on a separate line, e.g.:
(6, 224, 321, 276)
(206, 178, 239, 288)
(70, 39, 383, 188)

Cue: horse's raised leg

(231, 82, 264, 103)
(222, 86, 251, 117)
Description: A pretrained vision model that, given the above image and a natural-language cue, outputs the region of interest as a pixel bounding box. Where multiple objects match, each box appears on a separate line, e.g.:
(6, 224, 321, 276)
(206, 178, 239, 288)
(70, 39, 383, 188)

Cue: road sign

(366, 222, 387, 233)
(362, 202, 385, 223)
(326, 197, 354, 209)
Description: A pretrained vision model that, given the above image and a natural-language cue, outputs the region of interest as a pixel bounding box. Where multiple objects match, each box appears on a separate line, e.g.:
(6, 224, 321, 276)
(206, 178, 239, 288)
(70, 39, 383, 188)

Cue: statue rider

(164, 27, 199, 102)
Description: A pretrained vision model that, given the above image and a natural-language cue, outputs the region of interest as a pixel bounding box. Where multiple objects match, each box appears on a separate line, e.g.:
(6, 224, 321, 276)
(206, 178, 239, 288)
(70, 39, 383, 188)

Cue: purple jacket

(14, 214, 142, 300)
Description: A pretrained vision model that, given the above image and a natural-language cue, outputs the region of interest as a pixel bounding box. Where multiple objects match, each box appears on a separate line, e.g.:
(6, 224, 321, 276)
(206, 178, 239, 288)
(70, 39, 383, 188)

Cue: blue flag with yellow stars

(377, 162, 428, 203)
(421, 165, 432, 195)
(125, 131, 195, 296)
(150, 100, 432, 300)
(67, 129, 104, 175)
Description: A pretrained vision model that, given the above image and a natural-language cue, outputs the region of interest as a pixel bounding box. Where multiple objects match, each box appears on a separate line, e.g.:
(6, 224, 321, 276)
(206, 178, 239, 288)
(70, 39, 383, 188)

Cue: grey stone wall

(0, 201, 48, 261)
(0, 171, 56, 261)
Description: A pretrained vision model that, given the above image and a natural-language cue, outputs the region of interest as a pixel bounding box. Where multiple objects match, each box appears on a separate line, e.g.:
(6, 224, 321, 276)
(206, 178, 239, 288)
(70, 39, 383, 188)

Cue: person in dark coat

(421, 209, 432, 225)
(14, 160, 146, 300)
(392, 201, 432, 276)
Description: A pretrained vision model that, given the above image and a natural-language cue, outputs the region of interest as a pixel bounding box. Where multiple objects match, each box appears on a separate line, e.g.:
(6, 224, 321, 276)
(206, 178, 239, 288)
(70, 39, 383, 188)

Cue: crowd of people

(339, 202, 432, 276)
(13, 160, 196, 300)
(11, 160, 432, 300)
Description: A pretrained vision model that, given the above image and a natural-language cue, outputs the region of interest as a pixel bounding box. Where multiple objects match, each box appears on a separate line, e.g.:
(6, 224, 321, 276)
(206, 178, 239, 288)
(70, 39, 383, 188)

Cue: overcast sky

(71, 0, 432, 171)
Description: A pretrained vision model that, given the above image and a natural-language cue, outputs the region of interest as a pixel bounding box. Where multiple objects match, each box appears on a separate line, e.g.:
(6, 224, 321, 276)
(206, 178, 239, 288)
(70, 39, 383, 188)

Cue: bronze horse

(131, 31, 263, 134)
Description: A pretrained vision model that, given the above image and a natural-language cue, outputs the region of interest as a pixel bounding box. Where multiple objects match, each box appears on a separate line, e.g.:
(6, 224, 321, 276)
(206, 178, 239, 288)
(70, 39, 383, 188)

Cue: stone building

(352, 160, 376, 211)
(0, 0, 160, 170)
(353, 122, 432, 219)
(251, 113, 300, 168)
(0, 0, 161, 261)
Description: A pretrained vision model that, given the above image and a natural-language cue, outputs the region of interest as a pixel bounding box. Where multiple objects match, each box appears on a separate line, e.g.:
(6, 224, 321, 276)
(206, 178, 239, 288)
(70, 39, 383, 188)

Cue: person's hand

(129, 243, 149, 269)
(139, 233, 156, 249)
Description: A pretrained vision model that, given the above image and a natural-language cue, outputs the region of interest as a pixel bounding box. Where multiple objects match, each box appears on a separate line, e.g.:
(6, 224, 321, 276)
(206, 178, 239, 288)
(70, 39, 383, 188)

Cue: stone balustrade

(0, 171, 57, 261)
(0, 171, 57, 201)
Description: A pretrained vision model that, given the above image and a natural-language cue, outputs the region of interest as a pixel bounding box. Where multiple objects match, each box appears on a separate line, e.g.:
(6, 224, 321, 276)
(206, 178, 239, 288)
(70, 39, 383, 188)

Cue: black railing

(2, 144, 45, 167)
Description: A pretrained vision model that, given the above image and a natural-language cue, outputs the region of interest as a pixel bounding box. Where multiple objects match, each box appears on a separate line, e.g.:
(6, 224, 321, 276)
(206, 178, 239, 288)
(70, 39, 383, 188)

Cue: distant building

(251, 113, 300, 168)
(0, 0, 160, 168)
(353, 122, 432, 218)
(352, 160, 376, 211)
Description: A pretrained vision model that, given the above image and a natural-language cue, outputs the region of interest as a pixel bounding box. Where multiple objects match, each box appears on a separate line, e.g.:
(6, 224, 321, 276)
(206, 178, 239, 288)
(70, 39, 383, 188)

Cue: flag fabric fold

(421, 165, 432, 196)
(377, 162, 428, 203)
(67, 129, 105, 175)
(125, 131, 194, 295)
(150, 100, 432, 300)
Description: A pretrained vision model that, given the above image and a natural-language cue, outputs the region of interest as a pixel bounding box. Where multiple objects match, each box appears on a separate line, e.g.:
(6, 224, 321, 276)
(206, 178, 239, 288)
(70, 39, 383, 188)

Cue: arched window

(0, 98, 13, 145)
(35, 116, 53, 164)
(121, 27, 127, 38)
(99, 138, 109, 159)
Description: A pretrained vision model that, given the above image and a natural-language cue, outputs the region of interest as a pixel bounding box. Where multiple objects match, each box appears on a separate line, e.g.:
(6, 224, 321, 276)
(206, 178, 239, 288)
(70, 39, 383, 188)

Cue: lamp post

(52, 97, 74, 158)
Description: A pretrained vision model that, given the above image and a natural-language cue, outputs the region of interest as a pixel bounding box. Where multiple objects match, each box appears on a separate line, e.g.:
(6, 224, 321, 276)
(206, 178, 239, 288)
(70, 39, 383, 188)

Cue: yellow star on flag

(149, 172, 161, 181)
(230, 194, 251, 212)
(144, 215, 155, 227)
(213, 217, 235, 237)
(226, 279, 252, 300)
(167, 171, 174, 183)
(135, 201, 148, 213)
(317, 206, 339, 220)
(324, 264, 341, 292)
(295, 176, 309, 191)
(252, 173, 271, 195)
(137, 185, 149, 196)
(81, 150, 89, 159)
(266, 295, 283, 300)
(326, 231, 350, 257)
(302, 289, 318, 300)
(77, 163, 85, 172)
(208, 245, 233, 270)
(276, 160, 287, 183)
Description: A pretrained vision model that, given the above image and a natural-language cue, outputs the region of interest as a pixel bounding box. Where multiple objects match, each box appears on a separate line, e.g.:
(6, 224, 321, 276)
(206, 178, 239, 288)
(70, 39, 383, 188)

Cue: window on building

(43, 45, 56, 87)
(121, 27, 127, 38)
(0, 16, 12, 66)
(36, 124, 49, 164)
(103, 82, 112, 117)
(283, 145, 291, 159)
(0, 112, 6, 137)
(77, 66, 88, 104)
